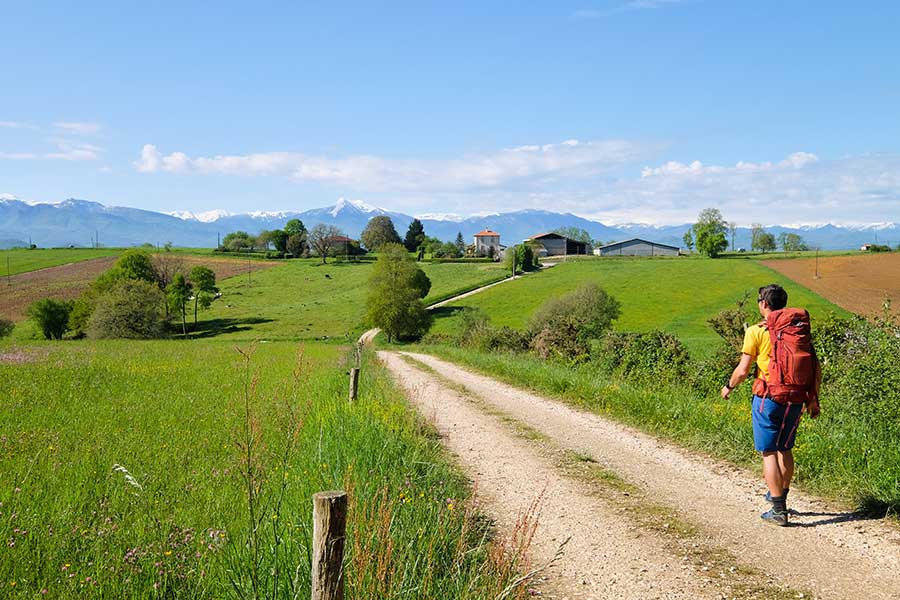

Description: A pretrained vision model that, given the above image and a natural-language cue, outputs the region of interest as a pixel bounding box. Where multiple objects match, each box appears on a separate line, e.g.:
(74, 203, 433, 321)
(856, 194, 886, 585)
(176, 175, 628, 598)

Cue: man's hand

(806, 400, 820, 419)
(721, 385, 732, 399)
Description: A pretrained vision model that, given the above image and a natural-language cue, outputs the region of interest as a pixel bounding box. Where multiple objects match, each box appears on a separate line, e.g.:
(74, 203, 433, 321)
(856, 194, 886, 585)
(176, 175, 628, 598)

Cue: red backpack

(760, 308, 820, 404)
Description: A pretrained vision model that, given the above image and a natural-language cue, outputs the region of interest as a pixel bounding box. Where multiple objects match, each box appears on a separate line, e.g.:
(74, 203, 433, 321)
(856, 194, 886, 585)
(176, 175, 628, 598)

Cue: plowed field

(0, 255, 276, 321)
(764, 253, 900, 318)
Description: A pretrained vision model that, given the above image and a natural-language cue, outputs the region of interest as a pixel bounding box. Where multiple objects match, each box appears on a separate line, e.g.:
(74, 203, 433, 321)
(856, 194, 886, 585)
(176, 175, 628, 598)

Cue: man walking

(721, 284, 820, 526)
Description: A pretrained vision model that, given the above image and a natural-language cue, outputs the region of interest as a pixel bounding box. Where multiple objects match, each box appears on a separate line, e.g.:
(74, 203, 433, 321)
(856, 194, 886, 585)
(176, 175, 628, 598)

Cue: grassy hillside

(198, 259, 508, 340)
(0, 248, 121, 276)
(0, 339, 524, 598)
(430, 257, 849, 355)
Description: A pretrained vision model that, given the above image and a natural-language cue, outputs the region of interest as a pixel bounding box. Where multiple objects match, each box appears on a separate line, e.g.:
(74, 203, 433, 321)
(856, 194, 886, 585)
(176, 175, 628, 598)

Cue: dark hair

(758, 284, 787, 310)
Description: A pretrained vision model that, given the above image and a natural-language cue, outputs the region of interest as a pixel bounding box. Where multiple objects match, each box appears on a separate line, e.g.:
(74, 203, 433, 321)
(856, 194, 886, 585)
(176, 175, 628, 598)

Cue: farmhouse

(473, 230, 501, 257)
(527, 232, 589, 256)
(598, 238, 679, 257)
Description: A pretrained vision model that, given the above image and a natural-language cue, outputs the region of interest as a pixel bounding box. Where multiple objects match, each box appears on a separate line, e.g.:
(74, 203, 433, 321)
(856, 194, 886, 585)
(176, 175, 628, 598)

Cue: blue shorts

(751, 395, 804, 452)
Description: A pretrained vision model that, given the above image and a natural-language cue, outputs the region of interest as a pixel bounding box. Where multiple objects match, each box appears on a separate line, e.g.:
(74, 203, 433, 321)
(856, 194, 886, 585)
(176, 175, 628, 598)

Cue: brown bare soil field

(0, 255, 277, 322)
(765, 253, 900, 318)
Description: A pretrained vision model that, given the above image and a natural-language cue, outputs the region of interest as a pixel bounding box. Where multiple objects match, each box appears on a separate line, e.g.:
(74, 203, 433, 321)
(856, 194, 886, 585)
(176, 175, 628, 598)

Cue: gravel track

(382, 351, 900, 600)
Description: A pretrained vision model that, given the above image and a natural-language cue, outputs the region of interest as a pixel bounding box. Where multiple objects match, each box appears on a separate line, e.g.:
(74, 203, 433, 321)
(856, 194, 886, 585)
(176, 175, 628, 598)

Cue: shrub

(455, 308, 530, 352)
(0, 318, 13, 338)
(87, 280, 167, 339)
(27, 298, 74, 340)
(528, 283, 620, 361)
(707, 293, 755, 351)
(593, 330, 691, 384)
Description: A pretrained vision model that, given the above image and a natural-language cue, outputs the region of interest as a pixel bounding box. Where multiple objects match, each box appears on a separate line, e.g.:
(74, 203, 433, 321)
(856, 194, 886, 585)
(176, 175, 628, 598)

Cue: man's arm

(721, 353, 753, 399)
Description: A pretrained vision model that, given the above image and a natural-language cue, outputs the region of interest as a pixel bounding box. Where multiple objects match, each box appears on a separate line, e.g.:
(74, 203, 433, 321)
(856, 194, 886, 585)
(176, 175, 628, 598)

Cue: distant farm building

(473, 230, 501, 257)
(598, 238, 679, 257)
(527, 232, 588, 256)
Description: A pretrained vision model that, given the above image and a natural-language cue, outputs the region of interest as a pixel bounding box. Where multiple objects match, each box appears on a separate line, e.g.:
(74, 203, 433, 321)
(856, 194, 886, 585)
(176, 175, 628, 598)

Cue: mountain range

(1, 196, 898, 251)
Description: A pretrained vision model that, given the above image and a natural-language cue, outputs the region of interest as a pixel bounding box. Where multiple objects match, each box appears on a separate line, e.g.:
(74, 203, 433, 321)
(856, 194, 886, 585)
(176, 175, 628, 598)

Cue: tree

(728, 222, 737, 252)
(454, 232, 466, 255)
(361, 216, 402, 252)
(286, 233, 307, 257)
(87, 280, 166, 339)
(366, 244, 433, 342)
(751, 224, 776, 253)
(404, 219, 426, 252)
(682, 230, 694, 251)
(112, 249, 158, 284)
(308, 224, 344, 264)
(554, 227, 593, 247)
(223, 231, 253, 252)
(692, 208, 729, 258)
(529, 284, 621, 361)
(255, 230, 274, 251)
(27, 298, 74, 340)
(167, 273, 192, 336)
(189, 266, 218, 327)
(778, 232, 808, 252)
(284, 219, 307, 238)
(270, 229, 289, 254)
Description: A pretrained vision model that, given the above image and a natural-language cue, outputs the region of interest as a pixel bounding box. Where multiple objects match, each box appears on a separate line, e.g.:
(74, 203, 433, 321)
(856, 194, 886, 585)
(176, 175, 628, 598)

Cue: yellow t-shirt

(741, 323, 771, 379)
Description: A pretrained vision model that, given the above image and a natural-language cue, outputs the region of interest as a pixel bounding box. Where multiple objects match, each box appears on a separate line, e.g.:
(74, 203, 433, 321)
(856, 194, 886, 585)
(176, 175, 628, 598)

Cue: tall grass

(0, 340, 528, 597)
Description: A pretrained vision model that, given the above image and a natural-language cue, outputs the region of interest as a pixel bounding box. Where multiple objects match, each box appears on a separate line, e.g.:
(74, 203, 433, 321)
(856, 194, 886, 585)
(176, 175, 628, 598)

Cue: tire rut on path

(392, 351, 900, 600)
(380, 351, 724, 600)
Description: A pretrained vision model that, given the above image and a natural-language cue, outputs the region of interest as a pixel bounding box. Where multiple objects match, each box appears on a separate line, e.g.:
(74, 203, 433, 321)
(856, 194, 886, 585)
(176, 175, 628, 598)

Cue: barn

(597, 238, 679, 257)
(528, 232, 589, 256)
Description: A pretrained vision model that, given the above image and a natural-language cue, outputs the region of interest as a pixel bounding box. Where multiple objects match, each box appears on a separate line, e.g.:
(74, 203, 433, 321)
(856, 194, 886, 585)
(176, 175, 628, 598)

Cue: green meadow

(196, 258, 508, 340)
(0, 248, 122, 276)
(430, 257, 849, 355)
(0, 340, 524, 598)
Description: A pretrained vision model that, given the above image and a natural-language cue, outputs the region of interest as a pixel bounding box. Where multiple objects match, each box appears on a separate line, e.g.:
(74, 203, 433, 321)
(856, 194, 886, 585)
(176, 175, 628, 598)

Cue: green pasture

(0, 339, 522, 598)
(197, 258, 507, 340)
(0, 248, 121, 276)
(430, 257, 849, 355)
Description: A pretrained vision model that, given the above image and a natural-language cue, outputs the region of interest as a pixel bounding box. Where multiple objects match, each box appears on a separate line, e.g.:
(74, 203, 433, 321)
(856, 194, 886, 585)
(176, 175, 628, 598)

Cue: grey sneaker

(761, 508, 789, 527)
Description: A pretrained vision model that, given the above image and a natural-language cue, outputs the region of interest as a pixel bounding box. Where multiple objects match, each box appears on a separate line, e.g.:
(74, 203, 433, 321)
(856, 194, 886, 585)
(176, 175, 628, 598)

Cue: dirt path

(380, 351, 900, 600)
(379, 351, 718, 599)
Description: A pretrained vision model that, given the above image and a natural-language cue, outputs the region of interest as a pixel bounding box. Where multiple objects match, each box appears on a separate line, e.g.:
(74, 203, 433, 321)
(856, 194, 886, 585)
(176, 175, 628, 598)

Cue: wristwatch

(724, 381, 734, 390)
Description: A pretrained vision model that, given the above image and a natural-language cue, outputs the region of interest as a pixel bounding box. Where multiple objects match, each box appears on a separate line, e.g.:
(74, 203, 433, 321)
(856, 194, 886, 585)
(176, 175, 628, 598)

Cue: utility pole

(96, 229, 99, 249)
(814, 247, 820, 279)
(6, 256, 10, 286)
(247, 248, 252, 286)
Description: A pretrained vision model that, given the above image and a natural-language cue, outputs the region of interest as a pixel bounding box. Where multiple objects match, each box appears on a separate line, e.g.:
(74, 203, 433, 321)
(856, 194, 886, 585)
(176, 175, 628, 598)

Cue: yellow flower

(165, 551, 172, 556)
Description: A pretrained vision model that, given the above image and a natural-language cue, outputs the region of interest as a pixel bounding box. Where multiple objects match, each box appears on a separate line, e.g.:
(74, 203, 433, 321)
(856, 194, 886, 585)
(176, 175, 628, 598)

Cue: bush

(455, 308, 530, 352)
(0, 318, 13, 338)
(27, 298, 74, 340)
(528, 283, 620, 361)
(87, 280, 167, 339)
(593, 330, 691, 384)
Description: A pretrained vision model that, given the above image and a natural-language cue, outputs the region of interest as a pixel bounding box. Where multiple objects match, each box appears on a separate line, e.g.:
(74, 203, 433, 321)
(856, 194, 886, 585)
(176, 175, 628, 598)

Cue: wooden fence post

(311, 490, 348, 600)
(348, 368, 360, 402)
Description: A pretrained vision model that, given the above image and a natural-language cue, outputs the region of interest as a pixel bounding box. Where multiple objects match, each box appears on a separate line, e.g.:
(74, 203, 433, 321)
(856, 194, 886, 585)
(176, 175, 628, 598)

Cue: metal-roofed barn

(597, 238, 680, 257)
(528, 232, 588, 256)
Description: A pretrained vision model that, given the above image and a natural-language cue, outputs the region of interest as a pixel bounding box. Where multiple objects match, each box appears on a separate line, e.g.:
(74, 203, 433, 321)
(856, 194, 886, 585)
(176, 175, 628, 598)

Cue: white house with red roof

(473, 230, 501, 257)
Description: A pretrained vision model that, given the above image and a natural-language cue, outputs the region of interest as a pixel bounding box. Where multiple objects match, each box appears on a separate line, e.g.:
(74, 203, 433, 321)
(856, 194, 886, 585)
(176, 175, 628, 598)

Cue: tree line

(682, 208, 810, 257)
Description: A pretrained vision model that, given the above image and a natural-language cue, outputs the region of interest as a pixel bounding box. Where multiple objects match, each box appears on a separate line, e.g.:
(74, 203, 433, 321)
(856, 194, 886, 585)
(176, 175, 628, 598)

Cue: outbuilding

(598, 238, 679, 257)
(527, 232, 588, 256)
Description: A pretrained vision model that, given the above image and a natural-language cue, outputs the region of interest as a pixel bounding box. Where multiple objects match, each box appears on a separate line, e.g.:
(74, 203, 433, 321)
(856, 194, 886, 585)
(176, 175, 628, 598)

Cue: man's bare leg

(777, 450, 794, 491)
(762, 451, 784, 498)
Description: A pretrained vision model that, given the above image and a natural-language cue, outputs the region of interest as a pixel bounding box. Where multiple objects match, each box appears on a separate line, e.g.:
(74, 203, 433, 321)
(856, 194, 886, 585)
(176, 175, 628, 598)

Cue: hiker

(721, 284, 821, 526)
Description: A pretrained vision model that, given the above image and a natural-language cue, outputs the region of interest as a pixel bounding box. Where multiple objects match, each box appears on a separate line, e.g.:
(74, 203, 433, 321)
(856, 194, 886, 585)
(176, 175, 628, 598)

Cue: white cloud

(0, 139, 103, 161)
(54, 122, 102, 135)
(640, 152, 819, 177)
(0, 193, 18, 200)
(134, 139, 655, 191)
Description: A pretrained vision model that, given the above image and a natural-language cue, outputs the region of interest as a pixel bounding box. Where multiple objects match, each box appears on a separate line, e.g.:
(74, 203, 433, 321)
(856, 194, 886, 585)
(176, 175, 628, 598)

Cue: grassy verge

(0, 339, 527, 598)
(411, 343, 900, 514)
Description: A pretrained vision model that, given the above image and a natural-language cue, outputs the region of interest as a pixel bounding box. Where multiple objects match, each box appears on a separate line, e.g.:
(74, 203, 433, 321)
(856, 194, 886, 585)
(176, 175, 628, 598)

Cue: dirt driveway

(379, 350, 900, 599)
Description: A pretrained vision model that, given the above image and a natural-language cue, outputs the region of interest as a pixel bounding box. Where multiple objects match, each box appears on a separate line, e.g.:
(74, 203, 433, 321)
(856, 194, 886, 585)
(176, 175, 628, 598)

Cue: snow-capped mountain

(1, 197, 897, 250)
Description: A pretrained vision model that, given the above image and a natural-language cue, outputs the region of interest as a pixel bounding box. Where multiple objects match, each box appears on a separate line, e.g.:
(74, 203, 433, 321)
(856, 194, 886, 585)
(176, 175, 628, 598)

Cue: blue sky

(2, 0, 899, 224)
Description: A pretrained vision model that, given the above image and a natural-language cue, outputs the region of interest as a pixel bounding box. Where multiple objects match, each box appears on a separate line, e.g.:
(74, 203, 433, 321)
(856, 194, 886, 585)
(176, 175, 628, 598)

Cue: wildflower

(164, 550, 172, 556)
(13, 487, 20, 494)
